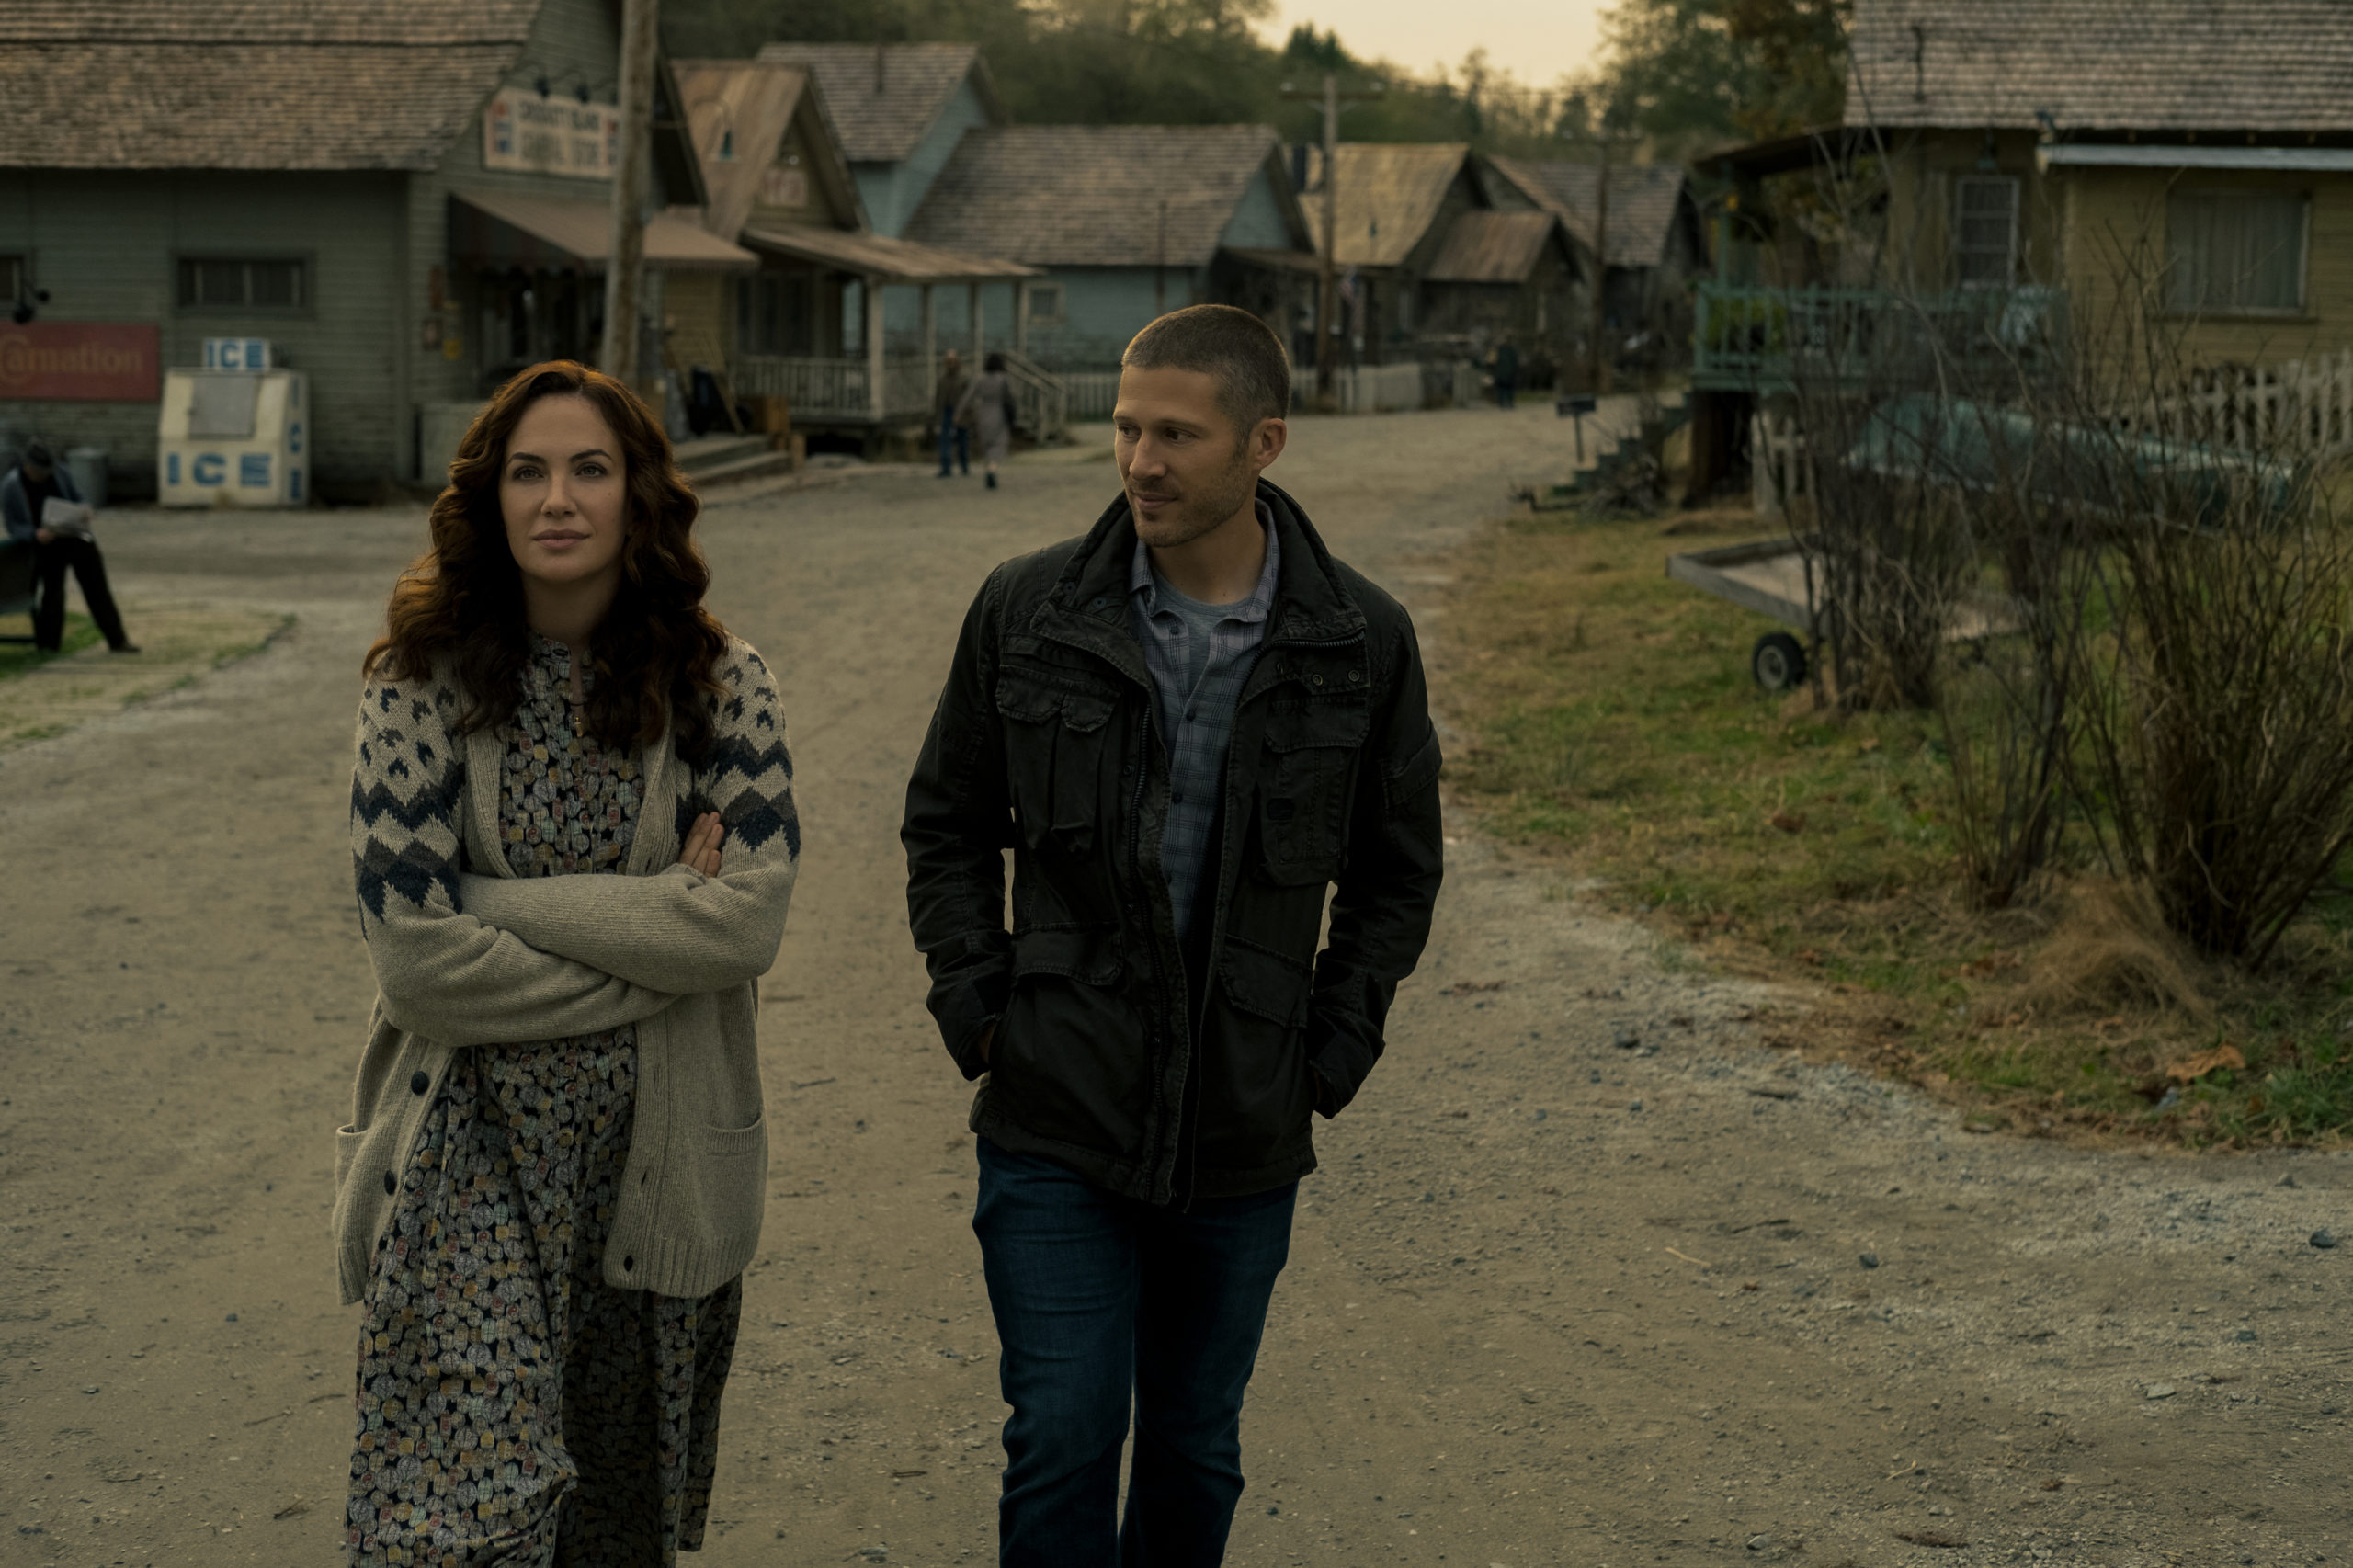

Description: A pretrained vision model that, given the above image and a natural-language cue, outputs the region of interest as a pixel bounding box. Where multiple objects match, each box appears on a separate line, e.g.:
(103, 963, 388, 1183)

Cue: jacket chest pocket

(997, 675, 1116, 857)
(1255, 700, 1370, 884)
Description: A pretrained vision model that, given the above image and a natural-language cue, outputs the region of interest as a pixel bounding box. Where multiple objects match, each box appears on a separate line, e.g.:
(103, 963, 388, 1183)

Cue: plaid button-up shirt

(1130, 504, 1280, 939)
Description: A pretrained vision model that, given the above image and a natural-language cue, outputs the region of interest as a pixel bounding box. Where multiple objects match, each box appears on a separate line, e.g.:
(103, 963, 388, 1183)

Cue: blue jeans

(938, 420, 971, 474)
(972, 1137, 1298, 1567)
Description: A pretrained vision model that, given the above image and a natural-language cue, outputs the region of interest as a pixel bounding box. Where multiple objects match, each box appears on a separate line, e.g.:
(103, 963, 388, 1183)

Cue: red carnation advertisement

(0, 322, 161, 401)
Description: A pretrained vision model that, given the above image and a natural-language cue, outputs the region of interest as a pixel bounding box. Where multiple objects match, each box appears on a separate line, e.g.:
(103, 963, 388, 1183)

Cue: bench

(0, 536, 39, 644)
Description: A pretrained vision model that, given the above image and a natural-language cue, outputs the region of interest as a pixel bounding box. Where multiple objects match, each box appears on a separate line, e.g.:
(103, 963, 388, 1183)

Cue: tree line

(665, 0, 1852, 162)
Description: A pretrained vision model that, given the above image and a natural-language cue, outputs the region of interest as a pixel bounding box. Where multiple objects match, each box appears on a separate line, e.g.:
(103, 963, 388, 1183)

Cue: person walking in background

(936, 348, 972, 479)
(1, 440, 136, 653)
(956, 351, 1016, 490)
(336, 360, 800, 1566)
(1492, 337, 1520, 411)
(903, 305, 1444, 1564)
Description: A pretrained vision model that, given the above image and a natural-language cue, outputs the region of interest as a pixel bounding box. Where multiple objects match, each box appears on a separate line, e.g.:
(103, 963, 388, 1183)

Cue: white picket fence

(1753, 347, 2353, 517)
(2135, 347, 2353, 454)
(1335, 361, 1427, 415)
(1753, 409, 1811, 517)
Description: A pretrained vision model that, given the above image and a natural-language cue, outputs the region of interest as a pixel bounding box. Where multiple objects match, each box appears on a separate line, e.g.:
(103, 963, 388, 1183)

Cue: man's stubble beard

(1130, 437, 1257, 550)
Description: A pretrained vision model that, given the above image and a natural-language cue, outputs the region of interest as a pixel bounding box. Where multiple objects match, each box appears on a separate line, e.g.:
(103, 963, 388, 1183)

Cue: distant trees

(660, 0, 1847, 158)
(1586, 0, 1850, 156)
(663, 0, 1580, 153)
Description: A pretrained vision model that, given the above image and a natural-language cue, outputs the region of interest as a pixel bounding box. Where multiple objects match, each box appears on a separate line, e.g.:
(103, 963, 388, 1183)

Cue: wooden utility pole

(1577, 123, 1644, 397)
(1281, 73, 1381, 405)
(600, 0, 661, 385)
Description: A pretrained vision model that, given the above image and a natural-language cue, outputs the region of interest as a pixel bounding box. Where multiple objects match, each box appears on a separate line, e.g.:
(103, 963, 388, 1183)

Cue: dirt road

(1, 404, 2345, 1568)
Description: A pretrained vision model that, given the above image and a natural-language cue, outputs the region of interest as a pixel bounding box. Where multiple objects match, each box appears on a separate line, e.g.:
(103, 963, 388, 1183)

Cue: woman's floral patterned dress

(347, 638, 741, 1566)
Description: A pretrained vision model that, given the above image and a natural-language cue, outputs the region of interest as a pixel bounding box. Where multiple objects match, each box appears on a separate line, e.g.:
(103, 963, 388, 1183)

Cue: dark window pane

(198, 260, 245, 305)
(2168, 192, 2303, 312)
(248, 260, 301, 308)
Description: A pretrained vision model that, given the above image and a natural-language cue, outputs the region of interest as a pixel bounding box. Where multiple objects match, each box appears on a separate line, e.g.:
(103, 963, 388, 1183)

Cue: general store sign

(0, 322, 160, 401)
(483, 87, 620, 179)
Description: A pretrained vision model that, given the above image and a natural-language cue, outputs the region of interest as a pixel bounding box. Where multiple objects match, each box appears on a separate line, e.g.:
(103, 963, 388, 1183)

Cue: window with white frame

(1953, 176, 2019, 287)
(1026, 282, 1065, 327)
(2167, 189, 2308, 314)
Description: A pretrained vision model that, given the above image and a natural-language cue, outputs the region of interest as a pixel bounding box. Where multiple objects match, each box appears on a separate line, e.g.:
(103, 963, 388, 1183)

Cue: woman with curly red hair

(332, 361, 800, 1565)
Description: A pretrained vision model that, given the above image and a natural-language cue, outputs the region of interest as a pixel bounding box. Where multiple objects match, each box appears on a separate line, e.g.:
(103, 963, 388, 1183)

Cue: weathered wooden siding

(1881, 129, 2062, 290)
(404, 0, 659, 471)
(2061, 164, 2353, 369)
(1221, 167, 1293, 251)
(0, 168, 404, 495)
(874, 78, 990, 238)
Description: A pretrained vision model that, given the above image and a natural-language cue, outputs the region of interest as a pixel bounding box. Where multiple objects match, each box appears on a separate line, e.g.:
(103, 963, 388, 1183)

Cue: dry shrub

(2010, 879, 2211, 1022)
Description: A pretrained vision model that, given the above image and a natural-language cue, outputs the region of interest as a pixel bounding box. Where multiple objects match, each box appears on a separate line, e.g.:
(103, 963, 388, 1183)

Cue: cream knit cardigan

(331, 638, 799, 1306)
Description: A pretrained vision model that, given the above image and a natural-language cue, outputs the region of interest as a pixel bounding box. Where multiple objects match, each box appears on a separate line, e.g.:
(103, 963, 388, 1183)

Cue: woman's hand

(677, 812, 726, 876)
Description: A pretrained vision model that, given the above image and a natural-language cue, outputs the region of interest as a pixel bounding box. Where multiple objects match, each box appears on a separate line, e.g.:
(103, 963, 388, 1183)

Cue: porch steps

(676, 433, 796, 489)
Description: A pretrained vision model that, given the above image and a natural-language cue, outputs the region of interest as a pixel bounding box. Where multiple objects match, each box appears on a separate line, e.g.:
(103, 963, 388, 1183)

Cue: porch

(720, 224, 1064, 439)
(1691, 281, 2071, 393)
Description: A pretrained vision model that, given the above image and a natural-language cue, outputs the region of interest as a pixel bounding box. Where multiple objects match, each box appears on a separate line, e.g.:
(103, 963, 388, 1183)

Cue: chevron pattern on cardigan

(352, 680, 467, 926)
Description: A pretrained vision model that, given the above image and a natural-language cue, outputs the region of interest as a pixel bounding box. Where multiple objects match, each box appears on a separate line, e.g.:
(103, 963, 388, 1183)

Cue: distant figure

(0, 440, 136, 653)
(936, 348, 972, 479)
(1492, 338, 1520, 411)
(956, 351, 1016, 490)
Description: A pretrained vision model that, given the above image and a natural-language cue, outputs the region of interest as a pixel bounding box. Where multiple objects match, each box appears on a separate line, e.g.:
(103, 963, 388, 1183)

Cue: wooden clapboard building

(0, 0, 751, 495)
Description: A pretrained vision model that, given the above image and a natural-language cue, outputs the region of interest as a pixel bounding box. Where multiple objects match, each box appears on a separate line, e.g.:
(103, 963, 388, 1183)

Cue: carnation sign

(0, 323, 161, 401)
(482, 88, 621, 180)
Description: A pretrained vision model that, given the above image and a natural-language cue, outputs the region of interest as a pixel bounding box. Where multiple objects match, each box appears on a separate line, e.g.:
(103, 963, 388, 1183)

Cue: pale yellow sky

(1257, 0, 1614, 90)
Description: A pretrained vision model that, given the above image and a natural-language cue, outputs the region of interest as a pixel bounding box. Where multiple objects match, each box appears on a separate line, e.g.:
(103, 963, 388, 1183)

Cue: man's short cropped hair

(1121, 305, 1290, 437)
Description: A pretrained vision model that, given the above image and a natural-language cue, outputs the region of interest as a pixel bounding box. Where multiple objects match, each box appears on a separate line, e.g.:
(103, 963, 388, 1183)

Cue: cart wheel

(1751, 632, 1807, 691)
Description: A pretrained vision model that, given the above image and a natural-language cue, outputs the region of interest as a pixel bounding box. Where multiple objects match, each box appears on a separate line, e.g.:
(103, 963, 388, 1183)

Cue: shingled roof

(0, 0, 542, 168)
(1304, 144, 1472, 269)
(1423, 211, 1574, 285)
(1847, 0, 2353, 132)
(1483, 157, 1691, 268)
(903, 125, 1303, 269)
(755, 41, 997, 164)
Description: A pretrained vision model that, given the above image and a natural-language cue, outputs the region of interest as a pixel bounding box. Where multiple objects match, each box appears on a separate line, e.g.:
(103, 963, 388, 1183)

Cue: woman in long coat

(955, 351, 1016, 489)
(336, 359, 800, 1565)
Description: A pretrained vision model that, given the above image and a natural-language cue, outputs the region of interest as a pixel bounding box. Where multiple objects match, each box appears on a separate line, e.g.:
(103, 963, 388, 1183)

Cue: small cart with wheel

(1665, 537, 1824, 690)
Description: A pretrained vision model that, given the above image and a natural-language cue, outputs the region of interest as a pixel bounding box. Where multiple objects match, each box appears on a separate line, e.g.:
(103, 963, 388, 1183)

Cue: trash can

(65, 447, 108, 508)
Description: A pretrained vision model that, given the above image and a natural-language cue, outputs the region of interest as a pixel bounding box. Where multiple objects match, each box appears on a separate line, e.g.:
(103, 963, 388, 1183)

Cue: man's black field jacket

(902, 481, 1444, 1205)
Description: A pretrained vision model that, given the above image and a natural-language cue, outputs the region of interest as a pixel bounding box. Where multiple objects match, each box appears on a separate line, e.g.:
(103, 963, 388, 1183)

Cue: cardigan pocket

(335, 1123, 365, 1189)
(699, 1113, 767, 1159)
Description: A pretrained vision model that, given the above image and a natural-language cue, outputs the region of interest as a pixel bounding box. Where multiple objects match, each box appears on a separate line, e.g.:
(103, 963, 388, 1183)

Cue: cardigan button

(382, 1170, 396, 1196)
(622, 1255, 635, 1272)
(409, 1070, 430, 1096)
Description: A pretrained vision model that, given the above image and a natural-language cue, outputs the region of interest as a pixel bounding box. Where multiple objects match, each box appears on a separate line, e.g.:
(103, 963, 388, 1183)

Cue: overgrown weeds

(1440, 503, 2353, 1148)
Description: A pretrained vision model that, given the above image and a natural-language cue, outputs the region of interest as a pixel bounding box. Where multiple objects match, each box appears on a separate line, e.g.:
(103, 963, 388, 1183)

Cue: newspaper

(40, 496, 95, 540)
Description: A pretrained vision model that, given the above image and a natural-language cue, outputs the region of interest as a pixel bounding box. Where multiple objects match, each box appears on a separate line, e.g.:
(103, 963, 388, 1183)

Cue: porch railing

(733, 355, 935, 421)
(1692, 283, 2069, 393)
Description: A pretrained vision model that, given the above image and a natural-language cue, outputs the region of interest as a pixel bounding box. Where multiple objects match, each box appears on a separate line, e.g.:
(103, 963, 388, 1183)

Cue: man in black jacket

(903, 305, 1443, 1564)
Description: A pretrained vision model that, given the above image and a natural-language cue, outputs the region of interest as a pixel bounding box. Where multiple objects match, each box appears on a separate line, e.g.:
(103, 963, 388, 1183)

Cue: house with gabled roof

(1701, 0, 2353, 389)
(755, 42, 1003, 238)
(665, 56, 1034, 437)
(903, 124, 1316, 373)
(1482, 157, 1708, 342)
(0, 0, 746, 495)
(1415, 210, 1586, 368)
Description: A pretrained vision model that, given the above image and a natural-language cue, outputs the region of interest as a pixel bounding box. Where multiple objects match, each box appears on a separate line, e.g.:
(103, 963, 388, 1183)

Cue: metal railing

(1000, 349, 1068, 444)
(1692, 283, 2069, 392)
(733, 355, 935, 420)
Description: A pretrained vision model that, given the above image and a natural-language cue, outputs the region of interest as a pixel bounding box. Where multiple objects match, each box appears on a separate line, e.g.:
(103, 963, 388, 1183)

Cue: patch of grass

(0, 613, 100, 681)
(1442, 503, 2353, 1148)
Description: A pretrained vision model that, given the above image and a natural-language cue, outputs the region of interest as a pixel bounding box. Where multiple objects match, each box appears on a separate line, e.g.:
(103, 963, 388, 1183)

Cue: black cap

(21, 440, 52, 468)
